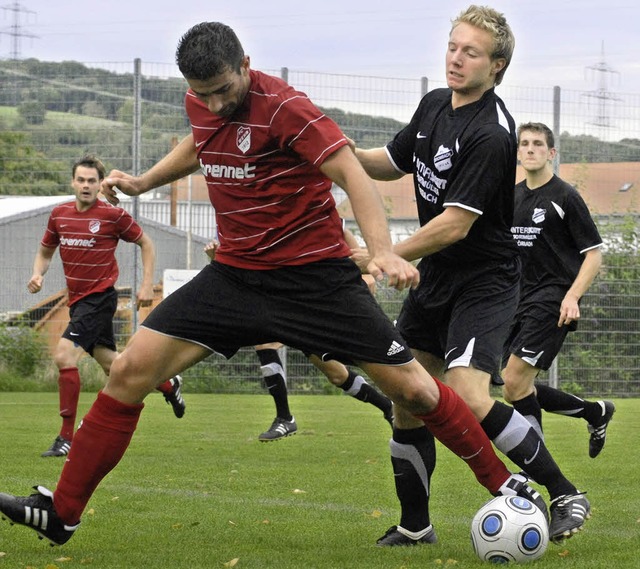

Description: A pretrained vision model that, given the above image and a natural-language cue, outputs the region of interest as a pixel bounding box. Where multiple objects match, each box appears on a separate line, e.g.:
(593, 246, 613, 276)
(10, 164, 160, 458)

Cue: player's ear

(491, 58, 506, 78)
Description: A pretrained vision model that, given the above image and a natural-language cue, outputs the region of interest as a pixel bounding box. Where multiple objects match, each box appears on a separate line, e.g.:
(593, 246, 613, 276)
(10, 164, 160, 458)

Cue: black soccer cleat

(0, 485, 79, 546)
(258, 416, 297, 441)
(496, 473, 549, 524)
(588, 400, 615, 458)
(41, 435, 71, 458)
(164, 375, 186, 418)
(376, 524, 437, 546)
(549, 492, 591, 542)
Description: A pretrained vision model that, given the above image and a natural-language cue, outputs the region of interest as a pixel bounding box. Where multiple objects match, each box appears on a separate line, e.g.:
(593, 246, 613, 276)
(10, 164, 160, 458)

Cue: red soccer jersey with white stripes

(41, 199, 143, 305)
(186, 69, 351, 269)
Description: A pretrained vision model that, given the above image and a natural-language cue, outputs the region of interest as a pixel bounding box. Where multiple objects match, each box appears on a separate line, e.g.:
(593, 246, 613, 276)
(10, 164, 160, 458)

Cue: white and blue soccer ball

(470, 495, 549, 564)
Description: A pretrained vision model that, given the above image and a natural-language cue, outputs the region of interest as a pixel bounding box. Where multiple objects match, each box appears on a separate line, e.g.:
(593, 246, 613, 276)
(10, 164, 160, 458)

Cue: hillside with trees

(2, 58, 640, 196)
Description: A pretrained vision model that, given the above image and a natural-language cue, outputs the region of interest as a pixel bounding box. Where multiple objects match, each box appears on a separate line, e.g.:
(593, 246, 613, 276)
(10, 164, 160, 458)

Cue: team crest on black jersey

(434, 144, 453, 172)
(89, 220, 101, 233)
(532, 208, 546, 224)
(237, 126, 251, 154)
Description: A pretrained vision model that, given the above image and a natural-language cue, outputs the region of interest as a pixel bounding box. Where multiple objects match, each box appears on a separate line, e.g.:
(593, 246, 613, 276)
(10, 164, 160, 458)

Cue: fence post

(131, 58, 142, 331)
(186, 174, 193, 269)
(421, 76, 428, 98)
(552, 85, 561, 174)
(548, 85, 562, 389)
(170, 136, 178, 226)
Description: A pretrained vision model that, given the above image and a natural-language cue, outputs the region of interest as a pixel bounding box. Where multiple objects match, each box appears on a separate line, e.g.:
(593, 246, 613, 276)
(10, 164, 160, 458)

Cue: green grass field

(0, 393, 636, 568)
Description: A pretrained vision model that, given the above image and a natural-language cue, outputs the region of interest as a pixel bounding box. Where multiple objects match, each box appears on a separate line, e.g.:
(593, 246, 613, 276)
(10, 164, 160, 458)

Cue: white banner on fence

(163, 269, 201, 299)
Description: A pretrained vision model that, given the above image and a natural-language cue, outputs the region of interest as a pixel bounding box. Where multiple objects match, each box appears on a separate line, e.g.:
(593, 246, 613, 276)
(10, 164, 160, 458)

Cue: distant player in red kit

(27, 155, 185, 458)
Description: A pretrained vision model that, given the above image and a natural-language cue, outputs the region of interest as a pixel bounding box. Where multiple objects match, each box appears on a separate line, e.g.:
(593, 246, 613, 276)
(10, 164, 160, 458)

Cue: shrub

(17, 100, 47, 124)
(0, 324, 47, 378)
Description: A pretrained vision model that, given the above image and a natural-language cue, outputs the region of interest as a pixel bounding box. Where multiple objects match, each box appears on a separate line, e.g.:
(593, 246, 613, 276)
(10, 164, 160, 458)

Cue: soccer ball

(470, 495, 549, 563)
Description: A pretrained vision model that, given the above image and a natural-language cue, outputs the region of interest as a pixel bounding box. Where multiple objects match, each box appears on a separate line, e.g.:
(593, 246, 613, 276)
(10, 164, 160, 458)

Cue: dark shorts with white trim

(397, 256, 521, 376)
(62, 287, 118, 355)
(502, 293, 575, 371)
(143, 258, 413, 366)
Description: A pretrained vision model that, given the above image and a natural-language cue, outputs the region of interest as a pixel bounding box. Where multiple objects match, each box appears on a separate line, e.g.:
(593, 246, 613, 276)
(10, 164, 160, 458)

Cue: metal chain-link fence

(1, 59, 638, 396)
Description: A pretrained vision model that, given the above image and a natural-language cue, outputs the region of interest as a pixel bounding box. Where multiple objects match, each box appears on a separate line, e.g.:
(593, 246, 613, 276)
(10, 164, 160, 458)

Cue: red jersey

(41, 199, 143, 305)
(186, 69, 351, 269)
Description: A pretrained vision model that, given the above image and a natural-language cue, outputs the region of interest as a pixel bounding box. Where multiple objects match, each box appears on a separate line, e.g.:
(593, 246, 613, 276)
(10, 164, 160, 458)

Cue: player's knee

(502, 379, 532, 403)
(394, 374, 440, 414)
(501, 368, 534, 402)
(108, 352, 156, 394)
(393, 404, 424, 429)
(324, 372, 345, 386)
(53, 346, 77, 369)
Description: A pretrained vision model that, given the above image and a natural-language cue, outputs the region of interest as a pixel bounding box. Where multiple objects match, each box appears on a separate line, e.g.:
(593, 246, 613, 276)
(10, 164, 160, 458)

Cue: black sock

(340, 370, 393, 416)
(511, 393, 544, 439)
(390, 426, 435, 532)
(535, 384, 602, 424)
(256, 348, 292, 421)
(481, 401, 576, 499)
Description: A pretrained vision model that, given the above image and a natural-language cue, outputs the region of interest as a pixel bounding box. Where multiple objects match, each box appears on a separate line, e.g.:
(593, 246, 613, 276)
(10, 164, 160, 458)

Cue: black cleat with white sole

(376, 524, 438, 546)
(497, 472, 549, 524)
(0, 485, 79, 546)
(588, 400, 615, 458)
(549, 492, 590, 542)
(258, 416, 297, 441)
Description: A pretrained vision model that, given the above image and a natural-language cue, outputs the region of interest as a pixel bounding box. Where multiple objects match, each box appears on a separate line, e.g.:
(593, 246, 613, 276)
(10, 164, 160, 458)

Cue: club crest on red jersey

(237, 126, 251, 154)
(89, 220, 101, 233)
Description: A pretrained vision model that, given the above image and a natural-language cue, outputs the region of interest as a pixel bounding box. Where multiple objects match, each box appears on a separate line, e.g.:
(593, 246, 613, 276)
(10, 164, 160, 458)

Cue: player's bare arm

(101, 134, 201, 206)
(349, 246, 372, 273)
(27, 245, 56, 294)
(558, 247, 602, 327)
(394, 205, 479, 262)
(350, 206, 478, 268)
(135, 233, 156, 309)
(320, 146, 418, 290)
(343, 228, 377, 293)
(349, 142, 402, 181)
(343, 226, 370, 271)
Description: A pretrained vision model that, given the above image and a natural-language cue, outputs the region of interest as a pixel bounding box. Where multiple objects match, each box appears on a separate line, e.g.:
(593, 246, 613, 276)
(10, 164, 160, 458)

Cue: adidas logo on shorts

(387, 341, 405, 356)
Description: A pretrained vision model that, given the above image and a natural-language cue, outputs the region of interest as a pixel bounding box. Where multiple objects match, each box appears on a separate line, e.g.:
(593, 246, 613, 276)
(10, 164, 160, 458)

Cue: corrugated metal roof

(0, 195, 75, 220)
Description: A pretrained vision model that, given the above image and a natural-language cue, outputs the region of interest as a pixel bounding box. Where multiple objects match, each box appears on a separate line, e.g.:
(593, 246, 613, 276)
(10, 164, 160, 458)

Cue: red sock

(155, 379, 173, 394)
(53, 391, 144, 524)
(58, 367, 80, 441)
(415, 377, 509, 494)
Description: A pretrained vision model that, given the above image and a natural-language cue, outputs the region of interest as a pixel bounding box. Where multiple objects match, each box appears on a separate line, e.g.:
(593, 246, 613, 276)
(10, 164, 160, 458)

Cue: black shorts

(143, 259, 413, 366)
(62, 288, 118, 355)
(502, 297, 574, 371)
(397, 256, 521, 376)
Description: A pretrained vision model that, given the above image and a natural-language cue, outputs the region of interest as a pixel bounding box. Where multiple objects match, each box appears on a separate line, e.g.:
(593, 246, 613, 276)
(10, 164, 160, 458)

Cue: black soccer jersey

(511, 174, 603, 299)
(386, 87, 518, 267)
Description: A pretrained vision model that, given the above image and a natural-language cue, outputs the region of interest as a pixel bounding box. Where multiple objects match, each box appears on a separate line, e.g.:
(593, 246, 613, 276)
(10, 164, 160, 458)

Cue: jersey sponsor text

(199, 159, 256, 180)
(511, 225, 542, 248)
(59, 236, 97, 248)
(413, 153, 447, 204)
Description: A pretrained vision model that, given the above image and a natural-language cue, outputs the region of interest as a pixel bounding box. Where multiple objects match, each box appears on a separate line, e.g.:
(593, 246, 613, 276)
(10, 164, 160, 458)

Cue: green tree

(557, 214, 640, 396)
(0, 131, 67, 194)
(17, 101, 46, 125)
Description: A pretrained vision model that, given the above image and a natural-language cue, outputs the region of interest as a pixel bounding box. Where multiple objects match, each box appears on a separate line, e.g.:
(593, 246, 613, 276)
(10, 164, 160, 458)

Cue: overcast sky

(2, 0, 638, 94)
